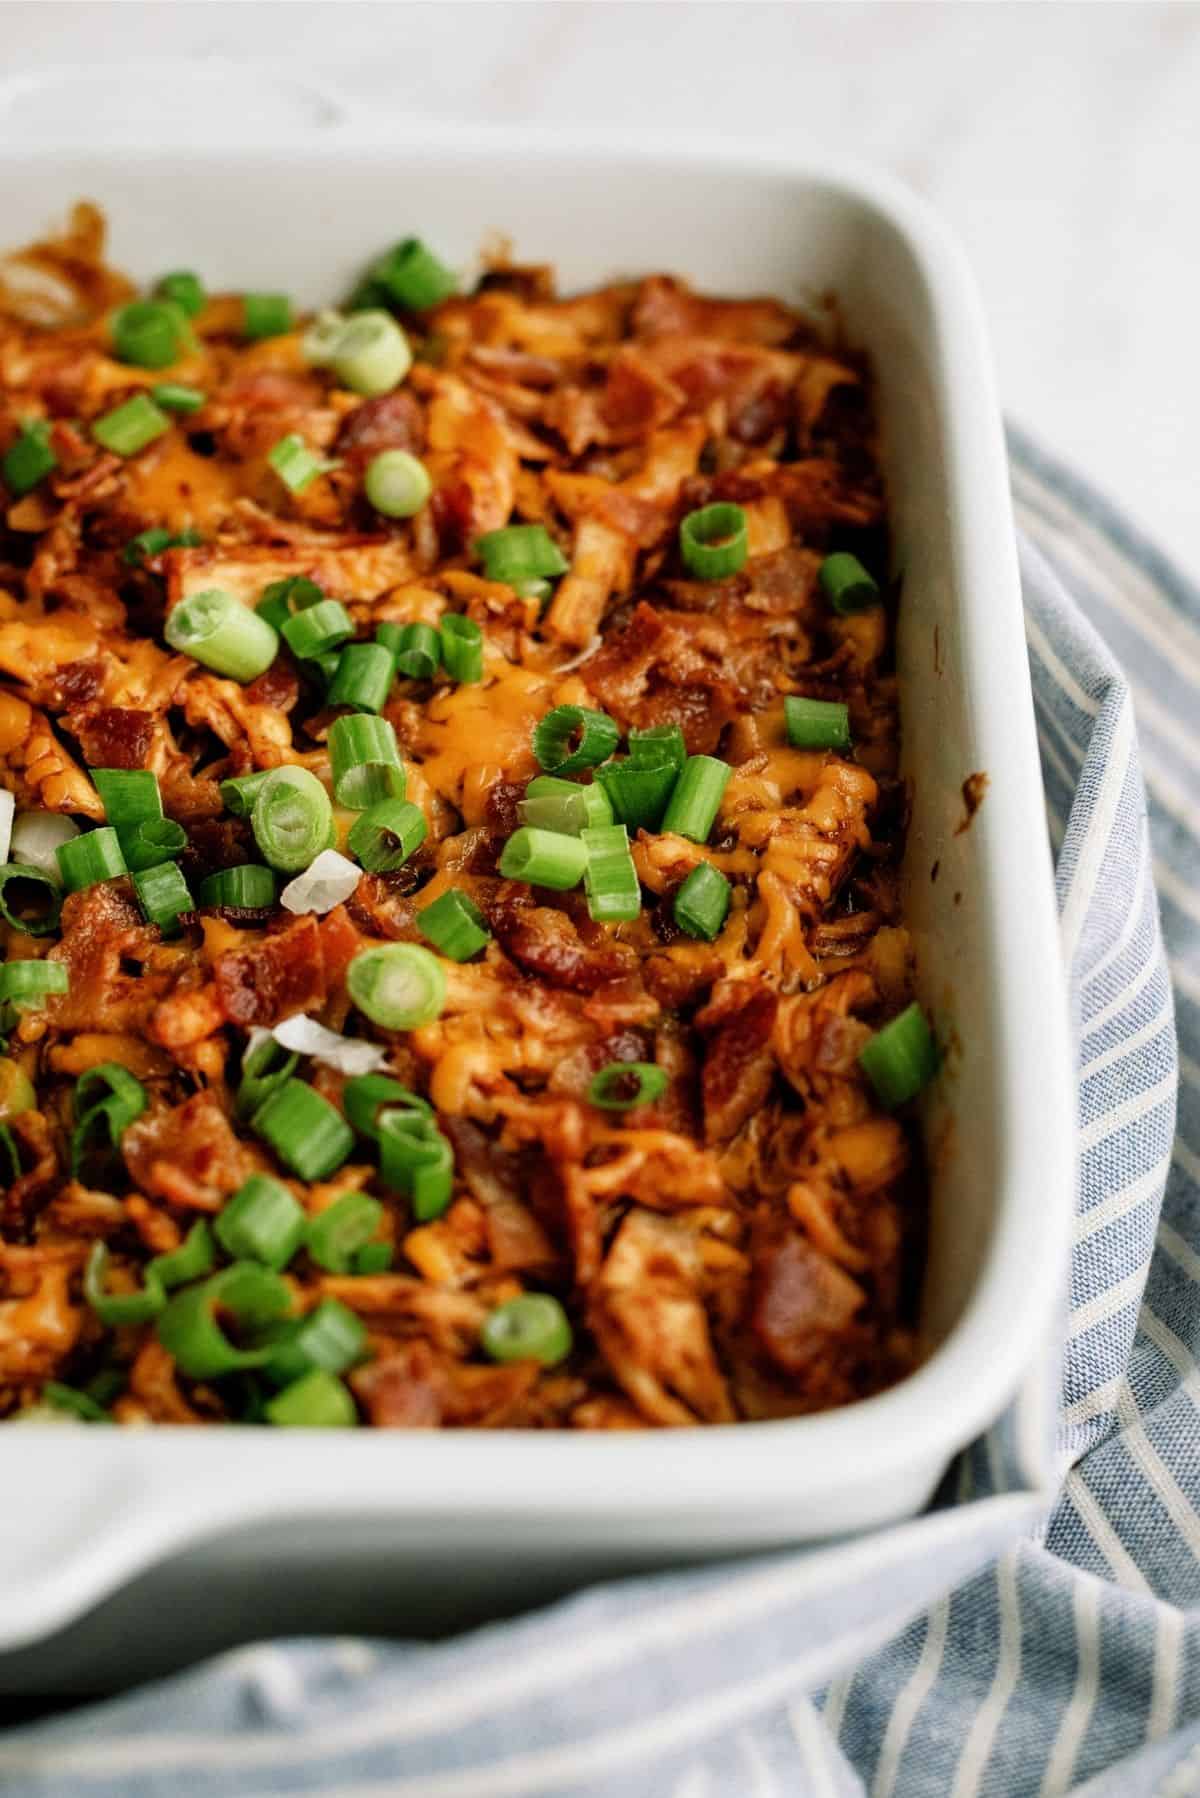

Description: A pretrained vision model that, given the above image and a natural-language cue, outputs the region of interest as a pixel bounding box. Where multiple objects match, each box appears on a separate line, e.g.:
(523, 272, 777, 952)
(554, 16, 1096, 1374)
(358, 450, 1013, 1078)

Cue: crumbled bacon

(213, 914, 326, 1026)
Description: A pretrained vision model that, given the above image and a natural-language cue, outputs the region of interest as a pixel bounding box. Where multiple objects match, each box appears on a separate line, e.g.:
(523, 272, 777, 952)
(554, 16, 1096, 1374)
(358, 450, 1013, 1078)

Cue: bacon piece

(752, 1230, 865, 1375)
(631, 276, 803, 347)
(491, 903, 635, 994)
(213, 913, 325, 1026)
(42, 879, 166, 1033)
(122, 1093, 259, 1210)
(580, 600, 741, 754)
(68, 705, 154, 769)
(335, 389, 425, 464)
(697, 982, 779, 1144)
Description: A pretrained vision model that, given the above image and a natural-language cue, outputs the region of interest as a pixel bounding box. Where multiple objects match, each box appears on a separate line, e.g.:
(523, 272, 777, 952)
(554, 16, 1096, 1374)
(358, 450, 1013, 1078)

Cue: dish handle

(0, 59, 354, 145)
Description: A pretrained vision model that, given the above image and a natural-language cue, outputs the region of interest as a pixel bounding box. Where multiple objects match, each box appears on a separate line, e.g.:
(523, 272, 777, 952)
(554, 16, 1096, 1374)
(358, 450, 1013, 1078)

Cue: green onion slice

(374, 238, 458, 311)
(264, 1368, 357, 1427)
(56, 827, 127, 893)
(165, 587, 279, 682)
(218, 770, 275, 818)
(387, 622, 441, 680)
(328, 714, 406, 809)
(306, 1192, 384, 1274)
(3, 421, 57, 496)
(132, 860, 193, 935)
(84, 1240, 164, 1327)
(819, 552, 881, 615)
(354, 1241, 394, 1274)
(280, 599, 355, 661)
(151, 382, 206, 415)
(417, 888, 490, 961)
(629, 724, 687, 773)
(327, 642, 396, 714)
(343, 1073, 432, 1139)
(593, 759, 678, 832)
(329, 310, 412, 397)
(198, 864, 277, 911)
(151, 1219, 216, 1290)
(364, 450, 432, 519)
(157, 1263, 293, 1379)
(242, 292, 294, 340)
(784, 695, 852, 752)
(0, 960, 68, 1014)
(481, 1294, 573, 1367)
(581, 823, 641, 924)
(215, 1173, 307, 1271)
(42, 1381, 110, 1423)
(379, 1112, 453, 1220)
(587, 1061, 668, 1111)
(71, 1061, 147, 1177)
(0, 863, 62, 936)
(121, 818, 189, 873)
(155, 271, 205, 318)
(673, 861, 731, 942)
(251, 767, 334, 873)
(110, 299, 191, 370)
(256, 575, 325, 630)
(439, 613, 483, 684)
(346, 798, 427, 872)
(269, 433, 339, 494)
(661, 755, 731, 844)
(236, 1034, 298, 1120)
(858, 1002, 938, 1108)
(91, 394, 171, 457)
(519, 775, 613, 837)
(532, 705, 619, 776)
(476, 523, 568, 586)
(498, 826, 588, 890)
(679, 503, 748, 580)
(264, 1297, 367, 1387)
(347, 942, 446, 1030)
(252, 1077, 355, 1181)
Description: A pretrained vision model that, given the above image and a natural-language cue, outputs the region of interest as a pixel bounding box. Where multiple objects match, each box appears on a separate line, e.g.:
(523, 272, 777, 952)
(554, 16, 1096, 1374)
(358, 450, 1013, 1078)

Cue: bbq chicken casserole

(0, 206, 938, 1431)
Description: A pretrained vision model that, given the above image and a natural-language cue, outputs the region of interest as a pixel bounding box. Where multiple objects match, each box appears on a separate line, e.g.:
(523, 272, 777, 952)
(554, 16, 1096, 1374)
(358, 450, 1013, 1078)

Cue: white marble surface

(5, 1, 1199, 575)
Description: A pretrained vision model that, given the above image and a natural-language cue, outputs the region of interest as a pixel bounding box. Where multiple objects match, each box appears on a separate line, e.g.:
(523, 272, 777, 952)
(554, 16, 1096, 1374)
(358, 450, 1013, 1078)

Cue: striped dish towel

(0, 429, 1194, 1798)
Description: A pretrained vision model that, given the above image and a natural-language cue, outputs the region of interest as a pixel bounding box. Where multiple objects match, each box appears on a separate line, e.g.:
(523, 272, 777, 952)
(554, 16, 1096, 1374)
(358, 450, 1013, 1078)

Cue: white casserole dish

(0, 74, 1075, 1689)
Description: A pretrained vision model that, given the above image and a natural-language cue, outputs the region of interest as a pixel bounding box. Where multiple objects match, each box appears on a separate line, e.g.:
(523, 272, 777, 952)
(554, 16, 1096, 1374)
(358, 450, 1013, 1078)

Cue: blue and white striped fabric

(1, 429, 1196, 1798)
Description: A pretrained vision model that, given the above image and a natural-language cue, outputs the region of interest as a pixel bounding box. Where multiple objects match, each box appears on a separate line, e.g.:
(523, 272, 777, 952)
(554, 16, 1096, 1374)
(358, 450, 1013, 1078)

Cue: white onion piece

(11, 811, 80, 882)
(0, 790, 13, 866)
(553, 635, 601, 673)
(249, 1015, 390, 1078)
(279, 849, 361, 915)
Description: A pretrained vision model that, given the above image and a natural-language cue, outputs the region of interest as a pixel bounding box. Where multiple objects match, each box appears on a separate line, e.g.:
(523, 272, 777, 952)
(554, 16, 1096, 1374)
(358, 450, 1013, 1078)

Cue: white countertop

(6, 0, 1199, 578)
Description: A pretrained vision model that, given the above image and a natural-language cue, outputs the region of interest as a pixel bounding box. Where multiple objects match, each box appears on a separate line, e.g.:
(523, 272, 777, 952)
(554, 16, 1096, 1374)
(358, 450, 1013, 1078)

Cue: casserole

(0, 89, 1074, 1688)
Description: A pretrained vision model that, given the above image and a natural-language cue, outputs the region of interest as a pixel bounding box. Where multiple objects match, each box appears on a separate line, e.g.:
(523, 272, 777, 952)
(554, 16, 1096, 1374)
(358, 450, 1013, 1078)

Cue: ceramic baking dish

(0, 72, 1075, 1688)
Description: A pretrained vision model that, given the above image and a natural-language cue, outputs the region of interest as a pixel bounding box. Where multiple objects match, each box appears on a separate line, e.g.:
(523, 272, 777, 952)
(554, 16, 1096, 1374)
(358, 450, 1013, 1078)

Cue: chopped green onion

(121, 526, 173, 565)
(91, 768, 161, 831)
(306, 1193, 384, 1273)
(165, 587, 279, 681)
(91, 393, 170, 457)
(280, 599, 354, 661)
(476, 524, 568, 586)
(587, 1061, 668, 1111)
(514, 577, 552, 606)
(242, 293, 294, 340)
(269, 433, 339, 494)
(328, 714, 406, 809)
(354, 1241, 393, 1274)
(532, 705, 619, 776)
(157, 1262, 292, 1378)
(251, 767, 334, 873)
(481, 1293, 572, 1366)
(439, 613, 483, 683)
(56, 826, 126, 892)
(819, 552, 880, 615)
(784, 695, 852, 752)
(198, 863, 276, 910)
(327, 641, 396, 714)
(132, 860, 193, 935)
(673, 861, 731, 941)
(679, 502, 748, 579)
(265, 1368, 357, 1427)
(363, 449, 431, 519)
(379, 1112, 453, 1219)
(121, 818, 189, 872)
(301, 309, 349, 366)
(151, 1218, 215, 1290)
(498, 826, 588, 890)
(256, 575, 324, 630)
(629, 724, 687, 773)
(151, 382, 206, 415)
(417, 888, 490, 960)
(374, 238, 458, 311)
(519, 774, 613, 836)
(264, 1298, 366, 1387)
(391, 622, 442, 680)
(84, 1240, 163, 1327)
(237, 1035, 298, 1120)
(347, 942, 446, 1030)
(110, 299, 190, 369)
(0, 960, 68, 1012)
(155, 270, 205, 318)
(218, 771, 275, 818)
(310, 651, 342, 686)
(593, 759, 677, 831)
(581, 823, 641, 923)
(857, 1002, 938, 1108)
(329, 310, 412, 396)
(346, 797, 426, 872)
(0, 864, 61, 936)
(661, 754, 731, 843)
(42, 1381, 110, 1423)
(83, 1368, 127, 1408)
(2, 421, 56, 496)
(343, 1073, 431, 1139)
(216, 1173, 307, 1271)
(71, 1061, 147, 1177)
(252, 1077, 354, 1180)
